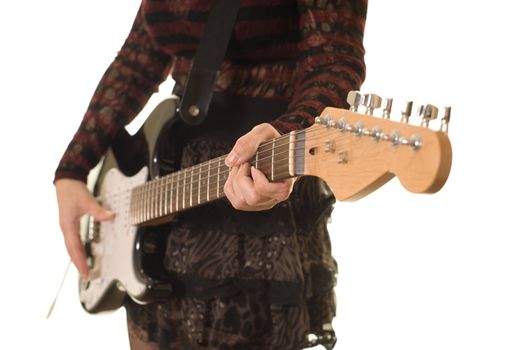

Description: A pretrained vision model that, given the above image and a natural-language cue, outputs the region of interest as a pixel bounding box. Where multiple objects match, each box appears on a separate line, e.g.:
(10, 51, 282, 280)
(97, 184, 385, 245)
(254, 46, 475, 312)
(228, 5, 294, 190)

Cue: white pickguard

(79, 166, 149, 312)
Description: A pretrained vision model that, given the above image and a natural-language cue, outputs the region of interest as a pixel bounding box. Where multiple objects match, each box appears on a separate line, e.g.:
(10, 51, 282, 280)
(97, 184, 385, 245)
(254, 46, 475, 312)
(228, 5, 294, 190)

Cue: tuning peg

(418, 104, 438, 127)
(347, 91, 361, 112)
(319, 114, 334, 128)
(336, 117, 348, 131)
(440, 106, 451, 133)
(401, 101, 413, 123)
(382, 97, 393, 119)
(362, 93, 382, 115)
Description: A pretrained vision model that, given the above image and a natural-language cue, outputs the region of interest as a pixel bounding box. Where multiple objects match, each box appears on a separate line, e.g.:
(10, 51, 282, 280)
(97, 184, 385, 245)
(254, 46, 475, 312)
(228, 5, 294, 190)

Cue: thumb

(226, 123, 280, 167)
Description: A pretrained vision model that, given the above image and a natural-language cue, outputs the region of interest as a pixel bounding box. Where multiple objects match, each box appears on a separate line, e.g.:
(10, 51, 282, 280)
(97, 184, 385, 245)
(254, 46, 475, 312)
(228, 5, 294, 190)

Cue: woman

(55, 0, 367, 349)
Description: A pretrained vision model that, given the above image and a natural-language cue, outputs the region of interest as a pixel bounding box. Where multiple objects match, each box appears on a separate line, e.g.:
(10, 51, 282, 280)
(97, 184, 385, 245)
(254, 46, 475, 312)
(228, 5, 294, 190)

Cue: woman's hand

(224, 123, 294, 211)
(55, 179, 114, 279)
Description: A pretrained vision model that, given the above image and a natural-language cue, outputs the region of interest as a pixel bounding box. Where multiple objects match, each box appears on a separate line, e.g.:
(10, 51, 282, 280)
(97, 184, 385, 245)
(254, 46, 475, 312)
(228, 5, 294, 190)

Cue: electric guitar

(79, 91, 452, 313)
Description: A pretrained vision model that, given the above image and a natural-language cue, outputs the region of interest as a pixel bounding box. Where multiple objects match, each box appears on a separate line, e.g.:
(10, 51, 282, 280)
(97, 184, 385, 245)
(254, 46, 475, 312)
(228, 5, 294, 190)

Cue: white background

(1, 0, 524, 349)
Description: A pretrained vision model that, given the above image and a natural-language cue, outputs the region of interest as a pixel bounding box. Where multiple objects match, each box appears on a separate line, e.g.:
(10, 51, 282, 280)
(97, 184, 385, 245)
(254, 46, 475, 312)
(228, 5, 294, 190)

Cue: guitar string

(134, 135, 293, 191)
(46, 259, 72, 319)
(138, 120, 415, 210)
(156, 158, 292, 204)
(129, 127, 335, 220)
(130, 127, 368, 220)
(121, 115, 417, 201)
(139, 125, 332, 190)
(138, 147, 290, 201)
(154, 123, 362, 190)
(119, 125, 384, 211)
(129, 133, 299, 221)
(127, 124, 406, 221)
(130, 156, 290, 220)
(136, 124, 357, 194)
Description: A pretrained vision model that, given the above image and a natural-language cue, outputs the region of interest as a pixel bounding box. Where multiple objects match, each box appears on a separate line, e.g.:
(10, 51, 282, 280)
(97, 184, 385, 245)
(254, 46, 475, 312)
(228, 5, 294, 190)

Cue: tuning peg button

(401, 101, 413, 123)
(317, 114, 333, 127)
(440, 106, 451, 133)
(336, 118, 348, 131)
(347, 91, 362, 112)
(382, 98, 393, 119)
(419, 104, 438, 127)
(362, 94, 382, 115)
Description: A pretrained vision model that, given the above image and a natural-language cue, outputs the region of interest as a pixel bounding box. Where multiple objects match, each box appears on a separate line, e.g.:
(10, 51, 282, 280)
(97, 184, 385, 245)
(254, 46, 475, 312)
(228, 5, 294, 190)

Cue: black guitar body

(80, 93, 288, 313)
(81, 96, 193, 313)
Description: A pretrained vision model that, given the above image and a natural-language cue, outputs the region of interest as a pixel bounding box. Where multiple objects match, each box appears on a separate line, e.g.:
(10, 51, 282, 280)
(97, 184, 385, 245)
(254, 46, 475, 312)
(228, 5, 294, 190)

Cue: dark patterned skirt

(125, 95, 338, 350)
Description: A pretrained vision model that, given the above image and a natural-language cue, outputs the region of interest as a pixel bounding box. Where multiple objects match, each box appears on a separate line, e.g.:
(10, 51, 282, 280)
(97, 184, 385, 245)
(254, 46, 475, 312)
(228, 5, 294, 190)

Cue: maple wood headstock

(302, 92, 452, 201)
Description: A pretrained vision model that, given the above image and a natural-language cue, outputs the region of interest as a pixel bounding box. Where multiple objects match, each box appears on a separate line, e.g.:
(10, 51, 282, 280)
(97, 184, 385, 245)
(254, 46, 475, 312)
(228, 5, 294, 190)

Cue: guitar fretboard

(129, 131, 303, 225)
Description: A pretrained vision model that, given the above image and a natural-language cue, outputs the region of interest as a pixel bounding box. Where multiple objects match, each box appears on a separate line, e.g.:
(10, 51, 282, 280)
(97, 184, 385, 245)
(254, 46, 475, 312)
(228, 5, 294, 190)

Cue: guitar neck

(129, 131, 304, 225)
(129, 102, 452, 226)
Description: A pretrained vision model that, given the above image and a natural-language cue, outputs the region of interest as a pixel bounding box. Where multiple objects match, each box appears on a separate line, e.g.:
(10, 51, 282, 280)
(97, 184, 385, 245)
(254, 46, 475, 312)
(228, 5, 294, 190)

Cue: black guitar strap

(177, 0, 241, 125)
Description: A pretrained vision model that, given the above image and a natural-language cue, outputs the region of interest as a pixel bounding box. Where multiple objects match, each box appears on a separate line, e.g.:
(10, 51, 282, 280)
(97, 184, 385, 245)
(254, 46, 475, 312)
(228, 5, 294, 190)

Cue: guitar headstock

(302, 91, 452, 201)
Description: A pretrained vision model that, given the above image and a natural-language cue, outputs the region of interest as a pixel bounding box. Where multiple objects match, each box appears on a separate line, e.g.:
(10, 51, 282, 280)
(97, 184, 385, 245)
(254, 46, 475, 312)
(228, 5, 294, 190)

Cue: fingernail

(226, 153, 237, 166)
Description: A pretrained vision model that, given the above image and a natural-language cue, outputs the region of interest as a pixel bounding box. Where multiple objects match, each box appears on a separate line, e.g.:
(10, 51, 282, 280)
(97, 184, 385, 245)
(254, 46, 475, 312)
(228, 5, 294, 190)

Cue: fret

(161, 177, 166, 217)
(188, 169, 193, 207)
(138, 185, 142, 223)
(142, 185, 147, 220)
(182, 169, 187, 209)
(273, 135, 291, 180)
(149, 182, 154, 221)
(155, 180, 159, 218)
(256, 142, 270, 177)
(172, 176, 176, 212)
(162, 176, 170, 215)
(197, 164, 201, 205)
(288, 132, 296, 177)
(194, 167, 199, 206)
(156, 178, 161, 218)
(208, 160, 215, 201)
(182, 171, 186, 211)
(207, 161, 211, 202)
(271, 138, 275, 181)
(142, 183, 147, 222)
(175, 172, 180, 212)
(129, 133, 295, 226)
(149, 181, 154, 220)
(220, 163, 230, 194)
(151, 180, 156, 220)
(145, 182, 150, 222)
(139, 185, 144, 223)
(189, 167, 194, 208)
(216, 159, 221, 199)
(169, 174, 173, 214)
(186, 169, 190, 209)
(154, 179, 159, 219)
(294, 130, 305, 176)
(155, 179, 162, 218)
(159, 178, 163, 217)
(139, 187, 142, 221)
(136, 188, 140, 222)
(159, 178, 164, 216)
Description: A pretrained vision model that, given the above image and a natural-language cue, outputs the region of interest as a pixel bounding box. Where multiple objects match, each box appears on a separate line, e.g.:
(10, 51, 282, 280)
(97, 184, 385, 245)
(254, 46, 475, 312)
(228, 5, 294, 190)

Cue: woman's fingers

(225, 163, 293, 211)
(224, 123, 294, 211)
(55, 179, 114, 279)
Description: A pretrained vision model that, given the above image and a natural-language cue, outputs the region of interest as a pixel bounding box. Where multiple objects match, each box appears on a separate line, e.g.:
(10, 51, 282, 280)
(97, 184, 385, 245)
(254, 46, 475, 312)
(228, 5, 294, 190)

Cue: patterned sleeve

(271, 0, 367, 134)
(54, 7, 173, 183)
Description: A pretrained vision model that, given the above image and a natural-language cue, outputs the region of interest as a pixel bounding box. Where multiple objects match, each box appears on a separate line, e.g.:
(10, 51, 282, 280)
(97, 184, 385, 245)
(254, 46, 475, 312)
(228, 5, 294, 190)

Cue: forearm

(54, 7, 173, 183)
(271, 0, 367, 134)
